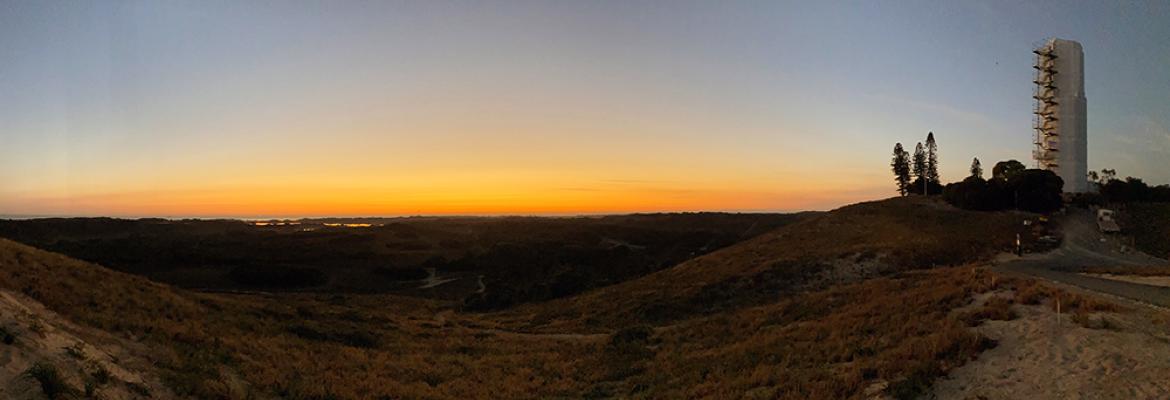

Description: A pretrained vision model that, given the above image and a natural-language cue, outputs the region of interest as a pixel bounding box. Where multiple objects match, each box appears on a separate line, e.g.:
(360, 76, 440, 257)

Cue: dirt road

(995, 209, 1170, 307)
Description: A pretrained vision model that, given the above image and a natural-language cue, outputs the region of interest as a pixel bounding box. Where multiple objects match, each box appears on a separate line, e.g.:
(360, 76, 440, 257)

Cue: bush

(958, 297, 1017, 326)
(944, 177, 997, 211)
(25, 363, 77, 399)
(944, 166, 1063, 213)
(0, 325, 14, 345)
(608, 325, 654, 349)
(1100, 177, 1170, 203)
(1009, 169, 1064, 213)
(286, 324, 380, 348)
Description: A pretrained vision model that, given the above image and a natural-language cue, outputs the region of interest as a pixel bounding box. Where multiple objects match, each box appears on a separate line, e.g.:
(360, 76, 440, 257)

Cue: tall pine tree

(912, 142, 927, 195)
(925, 132, 939, 184)
(970, 157, 983, 179)
(891, 143, 911, 196)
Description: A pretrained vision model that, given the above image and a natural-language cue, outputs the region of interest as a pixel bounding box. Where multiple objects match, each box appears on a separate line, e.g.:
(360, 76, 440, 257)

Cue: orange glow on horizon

(2, 178, 889, 218)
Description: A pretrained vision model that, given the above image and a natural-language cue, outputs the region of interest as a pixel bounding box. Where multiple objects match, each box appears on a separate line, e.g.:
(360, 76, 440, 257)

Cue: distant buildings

(1032, 38, 1088, 192)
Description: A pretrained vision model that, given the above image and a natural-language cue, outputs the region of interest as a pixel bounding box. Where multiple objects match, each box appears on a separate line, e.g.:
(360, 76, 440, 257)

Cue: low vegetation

(603, 266, 1001, 399)
(958, 296, 1017, 326)
(25, 362, 78, 400)
(1118, 203, 1170, 259)
(943, 163, 1064, 213)
(1092, 172, 1170, 203)
(1010, 278, 1124, 314)
(0, 197, 1051, 399)
(511, 196, 1036, 331)
(1, 325, 14, 344)
(0, 213, 802, 307)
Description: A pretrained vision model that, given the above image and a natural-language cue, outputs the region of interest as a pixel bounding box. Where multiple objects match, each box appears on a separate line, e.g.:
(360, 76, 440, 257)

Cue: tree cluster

(1089, 169, 1170, 203)
(942, 160, 1064, 213)
(891, 132, 942, 195)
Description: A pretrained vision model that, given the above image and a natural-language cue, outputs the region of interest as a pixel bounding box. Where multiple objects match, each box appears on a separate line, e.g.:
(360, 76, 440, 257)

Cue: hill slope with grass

(508, 196, 1037, 332)
(1, 196, 1060, 399)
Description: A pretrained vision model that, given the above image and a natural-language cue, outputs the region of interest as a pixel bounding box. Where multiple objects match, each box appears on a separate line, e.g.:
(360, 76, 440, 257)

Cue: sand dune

(928, 291, 1170, 400)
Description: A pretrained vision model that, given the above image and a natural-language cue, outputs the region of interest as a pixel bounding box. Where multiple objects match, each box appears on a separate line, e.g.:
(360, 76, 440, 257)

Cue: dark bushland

(228, 265, 329, 289)
(372, 267, 429, 281)
(944, 168, 1063, 213)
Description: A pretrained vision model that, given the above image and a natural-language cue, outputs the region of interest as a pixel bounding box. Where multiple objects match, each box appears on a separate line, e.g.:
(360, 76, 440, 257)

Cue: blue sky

(1, 1, 1168, 217)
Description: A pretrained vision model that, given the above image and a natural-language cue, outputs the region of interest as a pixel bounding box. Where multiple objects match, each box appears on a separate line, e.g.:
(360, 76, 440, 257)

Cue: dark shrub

(1068, 192, 1105, 208)
(1100, 177, 1170, 203)
(372, 267, 428, 281)
(1009, 169, 1064, 213)
(908, 177, 944, 196)
(25, 363, 77, 399)
(228, 265, 328, 288)
(944, 177, 997, 211)
(945, 165, 1063, 213)
(0, 326, 14, 345)
(608, 325, 654, 349)
(286, 324, 380, 348)
(992, 160, 1026, 181)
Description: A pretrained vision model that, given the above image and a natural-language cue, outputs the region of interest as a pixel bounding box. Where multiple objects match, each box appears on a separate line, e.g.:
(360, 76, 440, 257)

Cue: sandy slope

(0, 290, 174, 400)
(927, 291, 1170, 400)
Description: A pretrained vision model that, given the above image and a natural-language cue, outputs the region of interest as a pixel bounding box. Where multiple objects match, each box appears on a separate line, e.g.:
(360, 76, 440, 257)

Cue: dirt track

(995, 209, 1170, 307)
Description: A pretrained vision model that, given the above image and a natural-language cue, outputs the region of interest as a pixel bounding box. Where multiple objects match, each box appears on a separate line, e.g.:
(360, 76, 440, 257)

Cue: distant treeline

(1087, 169, 1170, 204)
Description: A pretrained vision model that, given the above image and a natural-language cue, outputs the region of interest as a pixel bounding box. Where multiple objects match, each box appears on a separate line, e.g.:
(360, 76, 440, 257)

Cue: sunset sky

(3, 1, 1169, 218)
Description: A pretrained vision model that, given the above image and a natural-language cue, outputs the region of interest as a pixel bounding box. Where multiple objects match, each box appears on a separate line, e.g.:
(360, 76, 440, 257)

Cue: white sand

(927, 293, 1170, 400)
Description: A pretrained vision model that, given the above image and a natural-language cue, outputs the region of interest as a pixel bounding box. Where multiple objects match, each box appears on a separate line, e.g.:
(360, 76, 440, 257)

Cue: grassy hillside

(0, 197, 1043, 399)
(594, 267, 1001, 398)
(0, 238, 599, 399)
(507, 196, 1037, 331)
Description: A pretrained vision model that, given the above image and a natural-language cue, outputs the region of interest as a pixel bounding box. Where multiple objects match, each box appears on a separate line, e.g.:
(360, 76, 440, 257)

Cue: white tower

(1032, 38, 1088, 192)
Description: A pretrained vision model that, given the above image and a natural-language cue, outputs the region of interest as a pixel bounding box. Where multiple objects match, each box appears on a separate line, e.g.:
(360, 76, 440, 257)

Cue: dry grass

(958, 296, 1017, 326)
(0, 238, 598, 399)
(1010, 278, 1125, 313)
(0, 197, 1038, 399)
(508, 196, 1035, 332)
(0, 238, 1011, 399)
(582, 266, 1002, 399)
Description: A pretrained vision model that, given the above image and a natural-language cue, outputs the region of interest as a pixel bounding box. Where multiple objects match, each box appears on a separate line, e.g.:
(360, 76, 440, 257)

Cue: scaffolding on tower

(1032, 40, 1061, 170)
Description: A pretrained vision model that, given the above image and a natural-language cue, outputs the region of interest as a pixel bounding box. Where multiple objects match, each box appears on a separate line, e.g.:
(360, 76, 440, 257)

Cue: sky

(2, 1, 1169, 218)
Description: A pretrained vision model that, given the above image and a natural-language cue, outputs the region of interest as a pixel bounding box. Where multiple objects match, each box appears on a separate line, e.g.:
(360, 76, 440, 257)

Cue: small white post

(1056, 297, 1061, 327)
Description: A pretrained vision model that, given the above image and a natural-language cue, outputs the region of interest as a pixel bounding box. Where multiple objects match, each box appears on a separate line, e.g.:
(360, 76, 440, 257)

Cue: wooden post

(1056, 297, 1061, 327)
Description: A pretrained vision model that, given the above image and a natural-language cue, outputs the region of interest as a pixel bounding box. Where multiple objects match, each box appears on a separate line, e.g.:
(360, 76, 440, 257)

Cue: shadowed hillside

(506, 196, 1039, 332)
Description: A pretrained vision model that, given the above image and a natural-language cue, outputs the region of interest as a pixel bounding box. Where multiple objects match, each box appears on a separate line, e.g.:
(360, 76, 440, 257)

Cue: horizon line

(0, 207, 824, 221)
